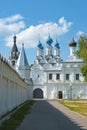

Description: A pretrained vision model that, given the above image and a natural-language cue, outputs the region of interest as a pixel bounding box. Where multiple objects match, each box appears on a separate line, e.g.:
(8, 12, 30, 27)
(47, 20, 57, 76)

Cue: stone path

(16, 100, 87, 130)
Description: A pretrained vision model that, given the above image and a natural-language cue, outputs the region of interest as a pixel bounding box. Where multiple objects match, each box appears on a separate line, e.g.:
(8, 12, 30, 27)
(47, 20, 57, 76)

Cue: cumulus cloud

(0, 14, 23, 23)
(77, 31, 85, 37)
(5, 16, 72, 48)
(0, 14, 25, 38)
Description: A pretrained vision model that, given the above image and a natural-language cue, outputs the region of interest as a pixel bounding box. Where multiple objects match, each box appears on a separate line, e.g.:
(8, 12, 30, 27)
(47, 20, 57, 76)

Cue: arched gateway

(33, 88, 43, 98)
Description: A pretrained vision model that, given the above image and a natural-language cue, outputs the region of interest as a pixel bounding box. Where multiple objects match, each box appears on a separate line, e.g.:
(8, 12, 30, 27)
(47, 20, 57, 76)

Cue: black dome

(69, 38, 77, 47)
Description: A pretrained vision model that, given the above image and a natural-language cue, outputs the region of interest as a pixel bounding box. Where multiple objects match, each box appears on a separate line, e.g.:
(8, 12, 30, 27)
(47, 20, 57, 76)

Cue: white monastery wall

(0, 55, 32, 117)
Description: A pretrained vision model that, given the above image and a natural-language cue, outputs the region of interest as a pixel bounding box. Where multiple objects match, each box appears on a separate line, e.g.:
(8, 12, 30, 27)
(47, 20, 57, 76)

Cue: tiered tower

(8, 36, 20, 67)
(8, 36, 31, 83)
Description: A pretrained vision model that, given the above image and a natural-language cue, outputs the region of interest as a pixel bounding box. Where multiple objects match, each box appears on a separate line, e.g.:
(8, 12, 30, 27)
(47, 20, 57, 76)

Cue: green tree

(77, 35, 87, 81)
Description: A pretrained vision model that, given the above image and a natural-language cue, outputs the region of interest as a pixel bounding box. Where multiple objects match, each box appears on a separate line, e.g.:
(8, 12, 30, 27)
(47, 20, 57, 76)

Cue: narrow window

(12, 61, 15, 66)
(49, 73, 52, 80)
(38, 75, 39, 78)
(66, 74, 69, 80)
(76, 74, 79, 80)
(56, 74, 60, 80)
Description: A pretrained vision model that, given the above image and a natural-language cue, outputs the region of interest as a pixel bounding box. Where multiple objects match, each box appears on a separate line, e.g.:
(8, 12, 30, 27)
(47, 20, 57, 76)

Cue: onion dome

(37, 41, 44, 50)
(11, 35, 18, 52)
(46, 35, 53, 46)
(55, 40, 60, 49)
(69, 38, 77, 47)
(13, 35, 16, 43)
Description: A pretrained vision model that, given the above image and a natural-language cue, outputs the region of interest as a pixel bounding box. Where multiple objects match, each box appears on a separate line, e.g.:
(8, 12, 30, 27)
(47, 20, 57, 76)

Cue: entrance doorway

(33, 88, 43, 98)
(58, 91, 63, 99)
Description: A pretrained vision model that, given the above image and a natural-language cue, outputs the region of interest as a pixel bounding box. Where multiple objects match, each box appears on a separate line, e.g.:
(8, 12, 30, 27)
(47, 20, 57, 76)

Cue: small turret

(54, 40, 60, 56)
(54, 40, 61, 62)
(11, 36, 18, 55)
(16, 43, 29, 67)
(36, 41, 44, 62)
(68, 37, 78, 61)
(16, 44, 30, 82)
(69, 38, 77, 56)
(45, 35, 53, 61)
(8, 35, 20, 67)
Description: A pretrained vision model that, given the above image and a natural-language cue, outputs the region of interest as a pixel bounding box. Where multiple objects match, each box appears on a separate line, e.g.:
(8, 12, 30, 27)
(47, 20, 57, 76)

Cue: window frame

(56, 73, 60, 80)
(66, 74, 69, 80)
(76, 74, 79, 80)
(49, 73, 52, 80)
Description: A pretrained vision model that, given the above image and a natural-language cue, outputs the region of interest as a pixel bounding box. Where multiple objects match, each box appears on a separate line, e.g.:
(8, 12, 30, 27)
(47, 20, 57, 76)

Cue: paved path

(16, 100, 87, 130)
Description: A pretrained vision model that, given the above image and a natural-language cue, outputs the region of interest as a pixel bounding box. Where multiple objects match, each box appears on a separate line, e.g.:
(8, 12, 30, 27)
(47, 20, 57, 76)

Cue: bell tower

(8, 36, 20, 67)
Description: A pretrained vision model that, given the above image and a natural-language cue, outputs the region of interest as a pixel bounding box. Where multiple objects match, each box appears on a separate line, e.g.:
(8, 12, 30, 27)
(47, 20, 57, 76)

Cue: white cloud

(0, 14, 23, 23)
(77, 31, 85, 37)
(0, 14, 25, 38)
(5, 16, 72, 48)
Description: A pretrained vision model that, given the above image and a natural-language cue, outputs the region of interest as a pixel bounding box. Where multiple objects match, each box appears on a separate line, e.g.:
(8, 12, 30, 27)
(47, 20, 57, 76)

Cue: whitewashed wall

(0, 55, 32, 116)
(31, 61, 87, 99)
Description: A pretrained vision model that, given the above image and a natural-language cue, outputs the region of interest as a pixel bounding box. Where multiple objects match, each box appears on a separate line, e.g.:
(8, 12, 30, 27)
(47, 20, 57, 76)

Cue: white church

(8, 35, 87, 99)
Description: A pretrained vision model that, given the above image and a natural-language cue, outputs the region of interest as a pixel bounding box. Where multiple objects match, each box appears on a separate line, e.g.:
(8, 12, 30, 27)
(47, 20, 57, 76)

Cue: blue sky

(0, 0, 87, 64)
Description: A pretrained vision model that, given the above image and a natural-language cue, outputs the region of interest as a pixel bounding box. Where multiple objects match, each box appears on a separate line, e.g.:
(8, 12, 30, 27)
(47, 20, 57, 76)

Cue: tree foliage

(80, 64, 87, 81)
(77, 35, 87, 81)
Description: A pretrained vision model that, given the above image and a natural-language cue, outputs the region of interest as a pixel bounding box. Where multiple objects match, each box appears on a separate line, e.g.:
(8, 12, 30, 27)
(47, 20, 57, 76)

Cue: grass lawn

(60, 100, 87, 117)
(0, 100, 35, 130)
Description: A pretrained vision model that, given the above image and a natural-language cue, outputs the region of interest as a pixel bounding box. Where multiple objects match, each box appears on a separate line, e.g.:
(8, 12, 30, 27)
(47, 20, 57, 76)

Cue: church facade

(8, 35, 87, 99)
